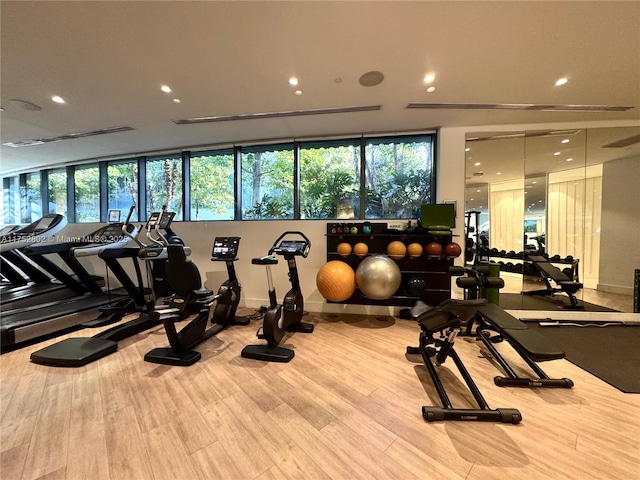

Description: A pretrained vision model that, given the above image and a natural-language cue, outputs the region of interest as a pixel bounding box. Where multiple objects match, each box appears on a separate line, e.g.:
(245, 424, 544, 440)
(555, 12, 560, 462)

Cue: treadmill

(0, 215, 67, 291)
(0, 215, 111, 311)
(0, 209, 138, 350)
(0, 225, 29, 287)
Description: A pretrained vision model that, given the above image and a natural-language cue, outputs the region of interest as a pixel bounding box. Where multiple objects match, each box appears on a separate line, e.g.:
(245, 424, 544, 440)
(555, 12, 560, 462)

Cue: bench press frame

(523, 255, 584, 309)
(409, 300, 522, 424)
(467, 303, 574, 388)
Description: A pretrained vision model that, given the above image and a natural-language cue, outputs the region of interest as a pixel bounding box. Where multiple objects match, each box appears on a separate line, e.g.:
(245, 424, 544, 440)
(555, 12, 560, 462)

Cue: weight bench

(523, 255, 583, 309)
(407, 299, 522, 424)
(469, 303, 574, 388)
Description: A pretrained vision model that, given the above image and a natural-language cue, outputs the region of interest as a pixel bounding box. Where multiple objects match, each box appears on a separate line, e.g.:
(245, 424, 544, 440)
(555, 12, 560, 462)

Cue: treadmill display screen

(34, 216, 55, 232)
(211, 237, 240, 259)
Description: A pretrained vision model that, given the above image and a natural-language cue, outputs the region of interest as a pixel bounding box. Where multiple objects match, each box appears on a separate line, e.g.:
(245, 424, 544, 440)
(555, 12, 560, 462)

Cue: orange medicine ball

(353, 242, 369, 257)
(425, 242, 443, 257)
(406, 243, 423, 258)
(316, 260, 357, 302)
(386, 241, 407, 260)
(337, 242, 352, 257)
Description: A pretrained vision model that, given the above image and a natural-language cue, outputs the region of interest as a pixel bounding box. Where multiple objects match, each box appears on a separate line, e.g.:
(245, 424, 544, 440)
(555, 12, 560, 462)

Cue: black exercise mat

(499, 293, 617, 312)
(528, 323, 640, 393)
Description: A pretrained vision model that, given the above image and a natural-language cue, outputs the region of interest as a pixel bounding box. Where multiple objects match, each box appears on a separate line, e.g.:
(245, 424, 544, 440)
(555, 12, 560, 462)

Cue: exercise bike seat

(252, 255, 278, 265)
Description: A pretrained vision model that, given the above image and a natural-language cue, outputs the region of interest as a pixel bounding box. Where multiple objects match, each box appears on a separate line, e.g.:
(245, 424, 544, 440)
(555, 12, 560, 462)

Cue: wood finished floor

(1, 308, 639, 480)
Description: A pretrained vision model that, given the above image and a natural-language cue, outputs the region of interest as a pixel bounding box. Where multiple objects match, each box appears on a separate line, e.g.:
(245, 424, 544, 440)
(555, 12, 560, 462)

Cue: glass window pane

(74, 165, 100, 222)
(3, 177, 20, 224)
(146, 155, 183, 220)
(108, 160, 138, 222)
(299, 141, 361, 219)
(22, 173, 41, 222)
(241, 145, 293, 220)
(364, 136, 434, 219)
(48, 169, 67, 216)
(190, 151, 234, 220)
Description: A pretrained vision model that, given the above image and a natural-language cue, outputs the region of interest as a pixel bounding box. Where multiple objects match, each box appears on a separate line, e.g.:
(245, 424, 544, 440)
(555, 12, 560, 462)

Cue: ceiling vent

(3, 125, 135, 148)
(173, 105, 381, 125)
(601, 133, 640, 148)
(406, 103, 634, 112)
(467, 129, 583, 142)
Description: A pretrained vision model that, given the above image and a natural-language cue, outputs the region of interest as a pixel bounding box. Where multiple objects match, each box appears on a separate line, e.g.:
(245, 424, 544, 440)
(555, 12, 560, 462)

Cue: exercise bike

(241, 231, 313, 363)
(144, 236, 249, 366)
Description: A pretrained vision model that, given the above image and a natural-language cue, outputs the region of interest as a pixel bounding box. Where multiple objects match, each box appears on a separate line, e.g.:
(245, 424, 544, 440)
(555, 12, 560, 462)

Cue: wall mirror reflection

(464, 125, 640, 313)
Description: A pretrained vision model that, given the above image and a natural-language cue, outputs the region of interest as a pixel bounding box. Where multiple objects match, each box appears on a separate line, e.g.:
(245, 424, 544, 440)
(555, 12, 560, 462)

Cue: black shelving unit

(325, 222, 452, 307)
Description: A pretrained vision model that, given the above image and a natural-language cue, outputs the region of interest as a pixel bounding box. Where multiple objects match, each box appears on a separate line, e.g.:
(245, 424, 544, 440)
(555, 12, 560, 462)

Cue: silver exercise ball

(355, 254, 402, 300)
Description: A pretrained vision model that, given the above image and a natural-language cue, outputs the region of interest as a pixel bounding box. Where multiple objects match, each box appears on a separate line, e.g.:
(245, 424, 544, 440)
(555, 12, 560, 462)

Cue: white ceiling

(1, 1, 639, 175)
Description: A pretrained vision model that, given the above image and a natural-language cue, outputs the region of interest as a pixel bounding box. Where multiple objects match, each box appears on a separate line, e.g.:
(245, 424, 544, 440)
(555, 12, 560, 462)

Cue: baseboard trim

(597, 283, 634, 296)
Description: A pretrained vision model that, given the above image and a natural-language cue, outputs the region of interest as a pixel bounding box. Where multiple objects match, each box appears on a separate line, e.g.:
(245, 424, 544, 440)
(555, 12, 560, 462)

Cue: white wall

(598, 155, 640, 295)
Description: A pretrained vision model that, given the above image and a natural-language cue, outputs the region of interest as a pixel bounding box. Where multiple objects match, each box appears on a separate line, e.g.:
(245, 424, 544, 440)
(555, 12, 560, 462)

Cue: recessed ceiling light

(561, 139, 570, 144)
(532, 181, 537, 184)
(476, 189, 480, 193)
(161, 85, 172, 93)
(555, 77, 568, 86)
(554, 151, 561, 156)
(426, 86, 436, 93)
(474, 162, 481, 166)
(465, 147, 471, 152)
(566, 158, 573, 162)
(423, 74, 436, 84)
(496, 172, 502, 175)
(51, 96, 65, 104)
(173, 98, 181, 103)
(289, 77, 299, 86)
(295, 90, 302, 95)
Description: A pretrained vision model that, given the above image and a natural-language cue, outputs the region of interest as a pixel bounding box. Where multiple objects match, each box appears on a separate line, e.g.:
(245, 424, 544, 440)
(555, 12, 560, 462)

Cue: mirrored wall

(464, 125, 640, 311)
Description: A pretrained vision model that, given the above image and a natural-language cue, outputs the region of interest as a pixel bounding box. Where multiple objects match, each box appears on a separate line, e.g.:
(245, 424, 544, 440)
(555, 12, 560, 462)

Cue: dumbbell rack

(474, 248, 580, 283)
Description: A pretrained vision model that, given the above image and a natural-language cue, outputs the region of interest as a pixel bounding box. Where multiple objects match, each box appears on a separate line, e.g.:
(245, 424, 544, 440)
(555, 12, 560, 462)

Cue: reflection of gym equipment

(241, 232, 313, 362)
(144, 237, 249, 366)
(522, 255, 583, 309)
(406, 299, 522, 424)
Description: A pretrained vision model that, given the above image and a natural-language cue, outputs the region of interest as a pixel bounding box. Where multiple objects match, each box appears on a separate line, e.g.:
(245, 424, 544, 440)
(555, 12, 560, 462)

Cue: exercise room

(1, 2, 638, 480)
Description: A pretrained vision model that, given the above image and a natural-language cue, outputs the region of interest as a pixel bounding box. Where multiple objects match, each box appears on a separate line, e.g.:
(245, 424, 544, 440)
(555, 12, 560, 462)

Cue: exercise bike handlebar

(267, 231, 311, 258)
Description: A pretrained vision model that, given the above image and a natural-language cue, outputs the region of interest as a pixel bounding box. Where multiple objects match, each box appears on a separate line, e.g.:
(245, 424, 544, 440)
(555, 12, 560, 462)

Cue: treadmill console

(93, 222, 131, 243)
(147, 211, 175, 230)
(211, 237, 240, 260)
(274, 240, 309, 256)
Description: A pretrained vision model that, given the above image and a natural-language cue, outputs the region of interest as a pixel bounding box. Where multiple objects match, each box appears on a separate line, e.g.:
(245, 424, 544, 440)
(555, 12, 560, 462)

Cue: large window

(146, 155, 183, 220)
(22, 172, 41, 222)
(75, 165, 100, 222)
(299, 140, 361, 219)
(3, 176, 20, 224)
(2, 132, 437, 224)
(241, 144, 294, 220)
(48, 169, 67, 216)
(190, 150, 235, 221)
(108, 160, 138, 222)
(364, 136, 434, 219)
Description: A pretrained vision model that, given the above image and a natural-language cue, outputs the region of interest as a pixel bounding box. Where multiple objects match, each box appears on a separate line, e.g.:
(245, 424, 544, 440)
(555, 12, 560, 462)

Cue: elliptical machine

(144, 236, 249, 366)
(241, 231, 313, 363)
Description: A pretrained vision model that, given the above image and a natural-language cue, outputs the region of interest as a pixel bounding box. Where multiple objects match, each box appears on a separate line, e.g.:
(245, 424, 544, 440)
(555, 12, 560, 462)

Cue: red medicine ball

(444, 242, 462, 258)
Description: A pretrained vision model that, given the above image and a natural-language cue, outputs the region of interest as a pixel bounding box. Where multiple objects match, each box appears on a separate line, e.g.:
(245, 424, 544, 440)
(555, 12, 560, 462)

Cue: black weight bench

(523, 255, 583, 309)
(408, 299, 522, 424)
(470, 303, 574, 388)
